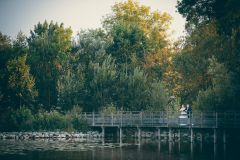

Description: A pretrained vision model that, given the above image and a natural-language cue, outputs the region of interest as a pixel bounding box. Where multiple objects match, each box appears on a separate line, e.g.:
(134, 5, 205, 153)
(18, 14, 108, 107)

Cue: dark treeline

(0, 0, 239, 131)
(175, 0, 240, 111)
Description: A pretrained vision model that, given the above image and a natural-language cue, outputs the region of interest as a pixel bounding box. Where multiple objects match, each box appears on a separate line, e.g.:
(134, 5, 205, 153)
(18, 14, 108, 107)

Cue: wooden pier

(80, 111, 240, 145)
(81, 111, 240, 129)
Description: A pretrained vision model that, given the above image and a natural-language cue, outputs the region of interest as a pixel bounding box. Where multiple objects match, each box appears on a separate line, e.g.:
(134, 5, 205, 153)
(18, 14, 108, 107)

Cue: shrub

(0, 109, 14, 131)
(101, 103, 117, 114)
(3, 107, 90, 132)
(71, 116, 89, 132)
(33, 110, 67, 131)
(10, 106, 34, 131)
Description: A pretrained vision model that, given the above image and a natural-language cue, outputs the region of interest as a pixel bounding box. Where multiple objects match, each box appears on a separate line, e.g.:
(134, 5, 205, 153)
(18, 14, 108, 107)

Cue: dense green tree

(104, 0, 171, 50)
(64, 27, 169, 112)
(0, 32, 12, 108)
(193, 57, 234, 111)
(177, 0, 240, 36)
(107, 22, 148, 67)
(12, 31, 28, 57)
(7, 32, 37, 108)
(10, 106, 34, 131)
(176, 0, 240, 111)
(7, 55, 37, 108)
(74, 29, 108, 68)
(0, 32, 37, 131)
(28, 21, 72, 109)
(148, 81, 168, 111)
(88, 55, 117, 111)
(127, 67, 150, 110)
(72, 29, 111, 111)
(104, 0, 172, 80)
(115, 67, 167, 111)
(173, 23, 221, 103)
(0, 32, 36, 109)
(57, 66, 85, 111)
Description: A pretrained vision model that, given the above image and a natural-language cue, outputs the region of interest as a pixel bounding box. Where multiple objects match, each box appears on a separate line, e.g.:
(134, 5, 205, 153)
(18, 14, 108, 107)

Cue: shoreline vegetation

(0, 107, 89, 132)
(0, 131, 158, 140)
(0, 132, 103, 140)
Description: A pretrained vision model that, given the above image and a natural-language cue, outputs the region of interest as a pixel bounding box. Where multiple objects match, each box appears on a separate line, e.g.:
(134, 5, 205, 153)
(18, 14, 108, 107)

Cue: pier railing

(79, 111, 240, 129)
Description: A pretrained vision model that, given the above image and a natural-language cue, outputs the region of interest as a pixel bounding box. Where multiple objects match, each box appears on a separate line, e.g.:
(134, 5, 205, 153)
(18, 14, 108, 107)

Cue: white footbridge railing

(79, 111, 240, 128)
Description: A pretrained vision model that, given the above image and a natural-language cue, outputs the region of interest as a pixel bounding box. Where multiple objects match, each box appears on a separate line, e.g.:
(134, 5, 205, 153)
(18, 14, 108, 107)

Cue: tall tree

(104, 0, 172, 80)
(57, 65, 85, 111)
(173, 23, 222, 103)
(193, 57, 234, 111)
(7, 55, 37, 108)
(0, 32, 12, 108)
(177, 0, 240, 36)
(107, 23, 147, 67)
(12, 31, 28, 57)
(104, 0, 171, 49)
(28, 21, 72, 109)
(88, 55, 117, 111)
(176, 0, 240, 110)
(62, 29, 111, 111)
(115, 67, 168, 111)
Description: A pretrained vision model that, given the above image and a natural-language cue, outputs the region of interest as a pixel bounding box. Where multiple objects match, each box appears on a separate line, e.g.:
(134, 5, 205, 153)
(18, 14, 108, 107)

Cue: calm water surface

(0, 135, 239, 160)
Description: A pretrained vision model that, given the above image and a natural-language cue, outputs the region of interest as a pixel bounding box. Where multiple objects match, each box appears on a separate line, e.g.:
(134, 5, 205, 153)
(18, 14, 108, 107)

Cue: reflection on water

(0, 136, 238, 160)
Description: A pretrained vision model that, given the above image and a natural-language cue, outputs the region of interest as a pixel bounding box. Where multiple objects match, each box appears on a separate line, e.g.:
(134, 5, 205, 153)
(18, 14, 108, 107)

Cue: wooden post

(102, 137, 105, 146)
(102, 113, 105, 125)
(158, 128, 161, 140)
(92, 112, 95, 126)
(158, 139, 161, 152)
(167, 111, 169, 127)
(138, 127, 141, 145)
(119, 127, 122, 146)
(190, 139, 193, 158)
(130, 112, 132, 126)
(223, 129, 226, 144)
(169, 138, 172, 153)
(190, 128, 193, 143)
(200, 131, 203, 152)
(121, 112, 122, 126)
(160, 112, 163, 126)
(216, 112, 218, 128)
(169, 128, 172, 142)
(151, 112, 153, 126)
(111, 112, 113, 126)
(214, 128, 217, 144)
(190, 112, 193, 126)
(178, 129, 181, 142)
(178, 114, 180, 127)
(178, 137, 181, 153)
(101, 126, 105, 138)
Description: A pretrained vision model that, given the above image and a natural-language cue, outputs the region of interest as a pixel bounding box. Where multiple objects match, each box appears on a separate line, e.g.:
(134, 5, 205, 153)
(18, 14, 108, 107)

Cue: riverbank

(0, 130, 209, 141)
(0, 131, 164, 140)
(0, 131, 103, 140)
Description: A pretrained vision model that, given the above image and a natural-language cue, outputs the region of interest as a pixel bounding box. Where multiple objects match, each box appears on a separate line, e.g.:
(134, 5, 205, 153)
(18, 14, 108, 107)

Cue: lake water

(0, 132, 239, 160)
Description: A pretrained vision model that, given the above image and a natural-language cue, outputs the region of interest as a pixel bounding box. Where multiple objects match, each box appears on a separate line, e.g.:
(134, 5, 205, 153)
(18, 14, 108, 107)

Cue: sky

(0, 0, 186, 40)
